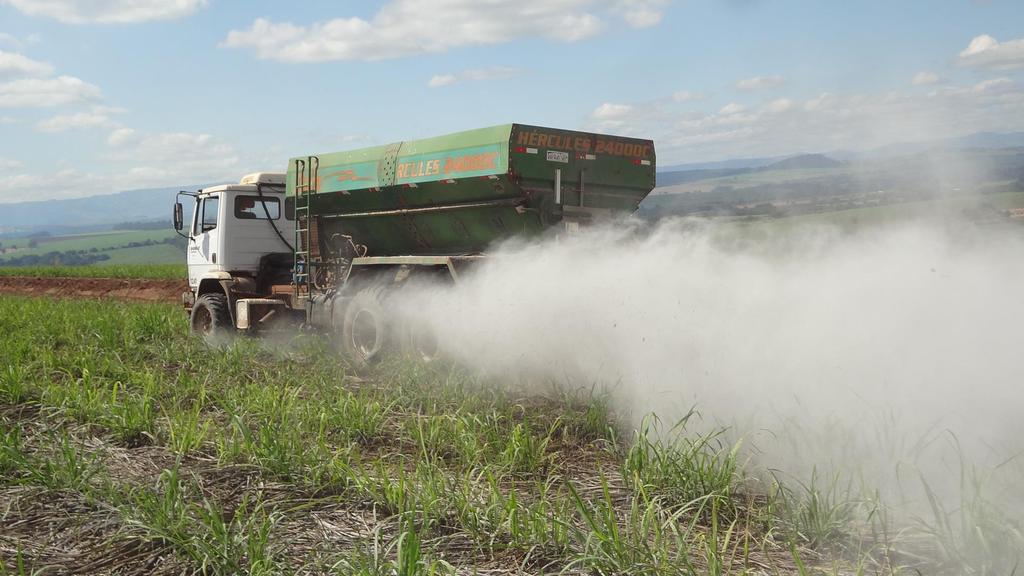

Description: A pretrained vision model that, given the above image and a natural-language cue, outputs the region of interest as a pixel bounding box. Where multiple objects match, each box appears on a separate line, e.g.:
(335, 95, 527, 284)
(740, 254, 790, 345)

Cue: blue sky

(0, 0, 1022, 201)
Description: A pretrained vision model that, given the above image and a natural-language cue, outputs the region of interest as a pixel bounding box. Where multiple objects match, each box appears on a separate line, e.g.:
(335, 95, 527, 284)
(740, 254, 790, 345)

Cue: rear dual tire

(338, 285, 388, 370)
(336, 285, 442, 370)
(402, 321, 441, 363)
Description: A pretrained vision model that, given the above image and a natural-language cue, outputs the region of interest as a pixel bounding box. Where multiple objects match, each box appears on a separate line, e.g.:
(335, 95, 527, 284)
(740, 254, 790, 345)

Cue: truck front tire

(190, 292, 233, 340)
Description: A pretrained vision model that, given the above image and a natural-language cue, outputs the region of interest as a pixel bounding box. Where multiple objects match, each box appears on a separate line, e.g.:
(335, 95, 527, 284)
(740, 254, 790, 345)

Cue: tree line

(0, 235, 186, 267)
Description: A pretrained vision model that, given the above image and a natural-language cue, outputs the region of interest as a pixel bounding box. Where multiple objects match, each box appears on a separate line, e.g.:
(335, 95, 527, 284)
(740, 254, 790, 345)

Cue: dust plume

(392, 216, 1024, 562)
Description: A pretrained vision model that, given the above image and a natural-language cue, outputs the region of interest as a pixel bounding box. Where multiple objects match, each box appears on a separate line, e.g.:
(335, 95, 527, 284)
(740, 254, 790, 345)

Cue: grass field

(100, 243, 185, 265)
(0, 263, 185, 279)
(774, 191, 1024, 229)
(1, 296, 1018, 574)
(704, 191, 1024, 238)
(0, 229, 178, 258)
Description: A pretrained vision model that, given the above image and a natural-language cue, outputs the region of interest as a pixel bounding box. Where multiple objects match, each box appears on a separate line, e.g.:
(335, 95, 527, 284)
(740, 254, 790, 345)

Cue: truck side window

(202, 197, 219, 232)
(284, 196, 295, 221)
(191, 198, 202, 235)
(235, 196, 280, 220)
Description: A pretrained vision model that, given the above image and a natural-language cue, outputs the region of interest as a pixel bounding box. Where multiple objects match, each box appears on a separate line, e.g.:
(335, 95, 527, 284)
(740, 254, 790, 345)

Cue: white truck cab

(184, 172, 294, 289)
(174, 172, 296, 333)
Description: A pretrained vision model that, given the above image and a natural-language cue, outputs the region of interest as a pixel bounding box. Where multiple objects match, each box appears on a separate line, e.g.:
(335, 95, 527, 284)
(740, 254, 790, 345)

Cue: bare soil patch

(0, 276, 185, 303)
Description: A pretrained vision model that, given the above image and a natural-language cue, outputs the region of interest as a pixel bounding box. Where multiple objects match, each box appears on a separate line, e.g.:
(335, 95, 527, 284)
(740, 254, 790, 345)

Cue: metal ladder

(293, 156, 318, 316)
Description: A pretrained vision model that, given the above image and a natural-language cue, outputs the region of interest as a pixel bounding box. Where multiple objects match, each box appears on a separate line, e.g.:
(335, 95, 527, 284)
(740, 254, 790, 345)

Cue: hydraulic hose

(256, 182, 295, 252)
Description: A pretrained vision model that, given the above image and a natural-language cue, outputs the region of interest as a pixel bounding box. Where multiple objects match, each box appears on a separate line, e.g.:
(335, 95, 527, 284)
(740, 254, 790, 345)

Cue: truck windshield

(235, 195, 280, 220)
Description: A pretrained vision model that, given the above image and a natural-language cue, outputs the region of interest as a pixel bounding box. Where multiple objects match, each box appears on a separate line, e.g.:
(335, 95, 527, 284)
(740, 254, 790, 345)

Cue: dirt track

(0, 276, 186, 303)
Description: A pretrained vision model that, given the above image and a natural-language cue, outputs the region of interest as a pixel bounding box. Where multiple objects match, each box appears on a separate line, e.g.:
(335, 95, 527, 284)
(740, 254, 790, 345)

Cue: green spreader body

(287, 124, 655, 256)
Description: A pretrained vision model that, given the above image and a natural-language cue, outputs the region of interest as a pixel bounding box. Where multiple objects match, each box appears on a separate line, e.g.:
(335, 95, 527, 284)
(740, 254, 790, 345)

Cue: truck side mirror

(173, 202, 184, 231)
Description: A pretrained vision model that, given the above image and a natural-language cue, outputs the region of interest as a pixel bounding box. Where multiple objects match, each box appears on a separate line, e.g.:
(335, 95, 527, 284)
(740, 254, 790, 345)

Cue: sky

(0, 0, 1023, 202)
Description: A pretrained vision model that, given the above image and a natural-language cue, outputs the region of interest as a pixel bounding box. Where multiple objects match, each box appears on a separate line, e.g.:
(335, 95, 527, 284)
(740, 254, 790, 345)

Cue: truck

(173, 123, 656, 366)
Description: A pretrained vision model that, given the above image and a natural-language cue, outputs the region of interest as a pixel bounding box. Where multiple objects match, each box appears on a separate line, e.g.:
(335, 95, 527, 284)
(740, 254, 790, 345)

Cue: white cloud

(107, 130, 237, 169)
(912, 71, 941, 86)
(672, 90, 705, 102)
(222, 0, 668, 62)
(0, 0, 208, 24)
(0, 75, 101, 107)
(613, 0, 669, 27)
(0, 128, 241, 201)
(427, 66, 521, 87)
(0, 166, 158, 202)
(106, 127, 136, 146)
(0, 50, 53, 77)
(0, 33, 39, 49)
(0, 169, 92, 200)
(462, 67, 521, 81)
(971, 77, 1015, 94)
(958, 34, 1024, 70)
(0, 33, 22, 48)
(588, 102, 636, 132)
(735, 75, 785, 91)
(592, 102, 634, 119)
(0, 157, 22, 171)
(719, 102, 746, 115)
(427, 75, 456, 88)
(804, 92, 833, 112)
(591, 77, 1024, 164)
(588, 101, 676, 135)
(106, 130, 241, 190)
(35, 108, 117, 132)
(764, 98, 794, 114)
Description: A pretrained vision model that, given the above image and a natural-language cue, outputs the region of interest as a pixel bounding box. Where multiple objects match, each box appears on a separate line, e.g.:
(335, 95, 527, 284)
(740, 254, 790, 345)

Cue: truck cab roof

(200, 172, 286, 195)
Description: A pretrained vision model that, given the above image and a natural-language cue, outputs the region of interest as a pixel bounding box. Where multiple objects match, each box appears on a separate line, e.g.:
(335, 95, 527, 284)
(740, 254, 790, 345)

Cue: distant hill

(658, 156, 786, 172)
(946, 132, 1024, 149)
(642, 146, 1024, 220)
(657, 167, 753, 187)
(657, 154, 843, 189)
(833, 132, 1024, 161)
(765, 154, 843, 170)
(0, 183, 220, 235)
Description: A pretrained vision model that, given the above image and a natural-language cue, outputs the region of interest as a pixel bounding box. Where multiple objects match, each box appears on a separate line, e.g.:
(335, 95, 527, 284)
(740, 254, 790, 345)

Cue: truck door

(187, 194, 221, 288)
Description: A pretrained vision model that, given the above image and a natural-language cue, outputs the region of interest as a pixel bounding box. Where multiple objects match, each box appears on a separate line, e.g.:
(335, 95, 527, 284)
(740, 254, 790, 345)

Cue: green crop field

(1, 229, 178, 256)
(1, 295, 1018, 575)
(0, 263, 185, 279)
(779, 191, 1024, 228)
(100, 243, 185, 265)
(0, 228, 184, 269)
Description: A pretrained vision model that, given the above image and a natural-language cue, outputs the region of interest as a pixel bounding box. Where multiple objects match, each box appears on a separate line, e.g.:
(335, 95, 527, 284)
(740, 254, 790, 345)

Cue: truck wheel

(339, 285, 389, 369)
(190, 292, 233, 340)
(402, 321, 441, 363)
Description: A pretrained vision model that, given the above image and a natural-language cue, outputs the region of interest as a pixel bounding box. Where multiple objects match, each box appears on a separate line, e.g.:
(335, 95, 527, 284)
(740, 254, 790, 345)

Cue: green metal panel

(285, 123, 655, 256)
(509, 124, 655, 212)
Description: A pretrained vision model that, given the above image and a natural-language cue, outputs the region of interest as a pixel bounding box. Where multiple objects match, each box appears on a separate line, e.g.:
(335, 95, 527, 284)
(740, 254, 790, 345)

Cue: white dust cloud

(393, 217, 1024, 520)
